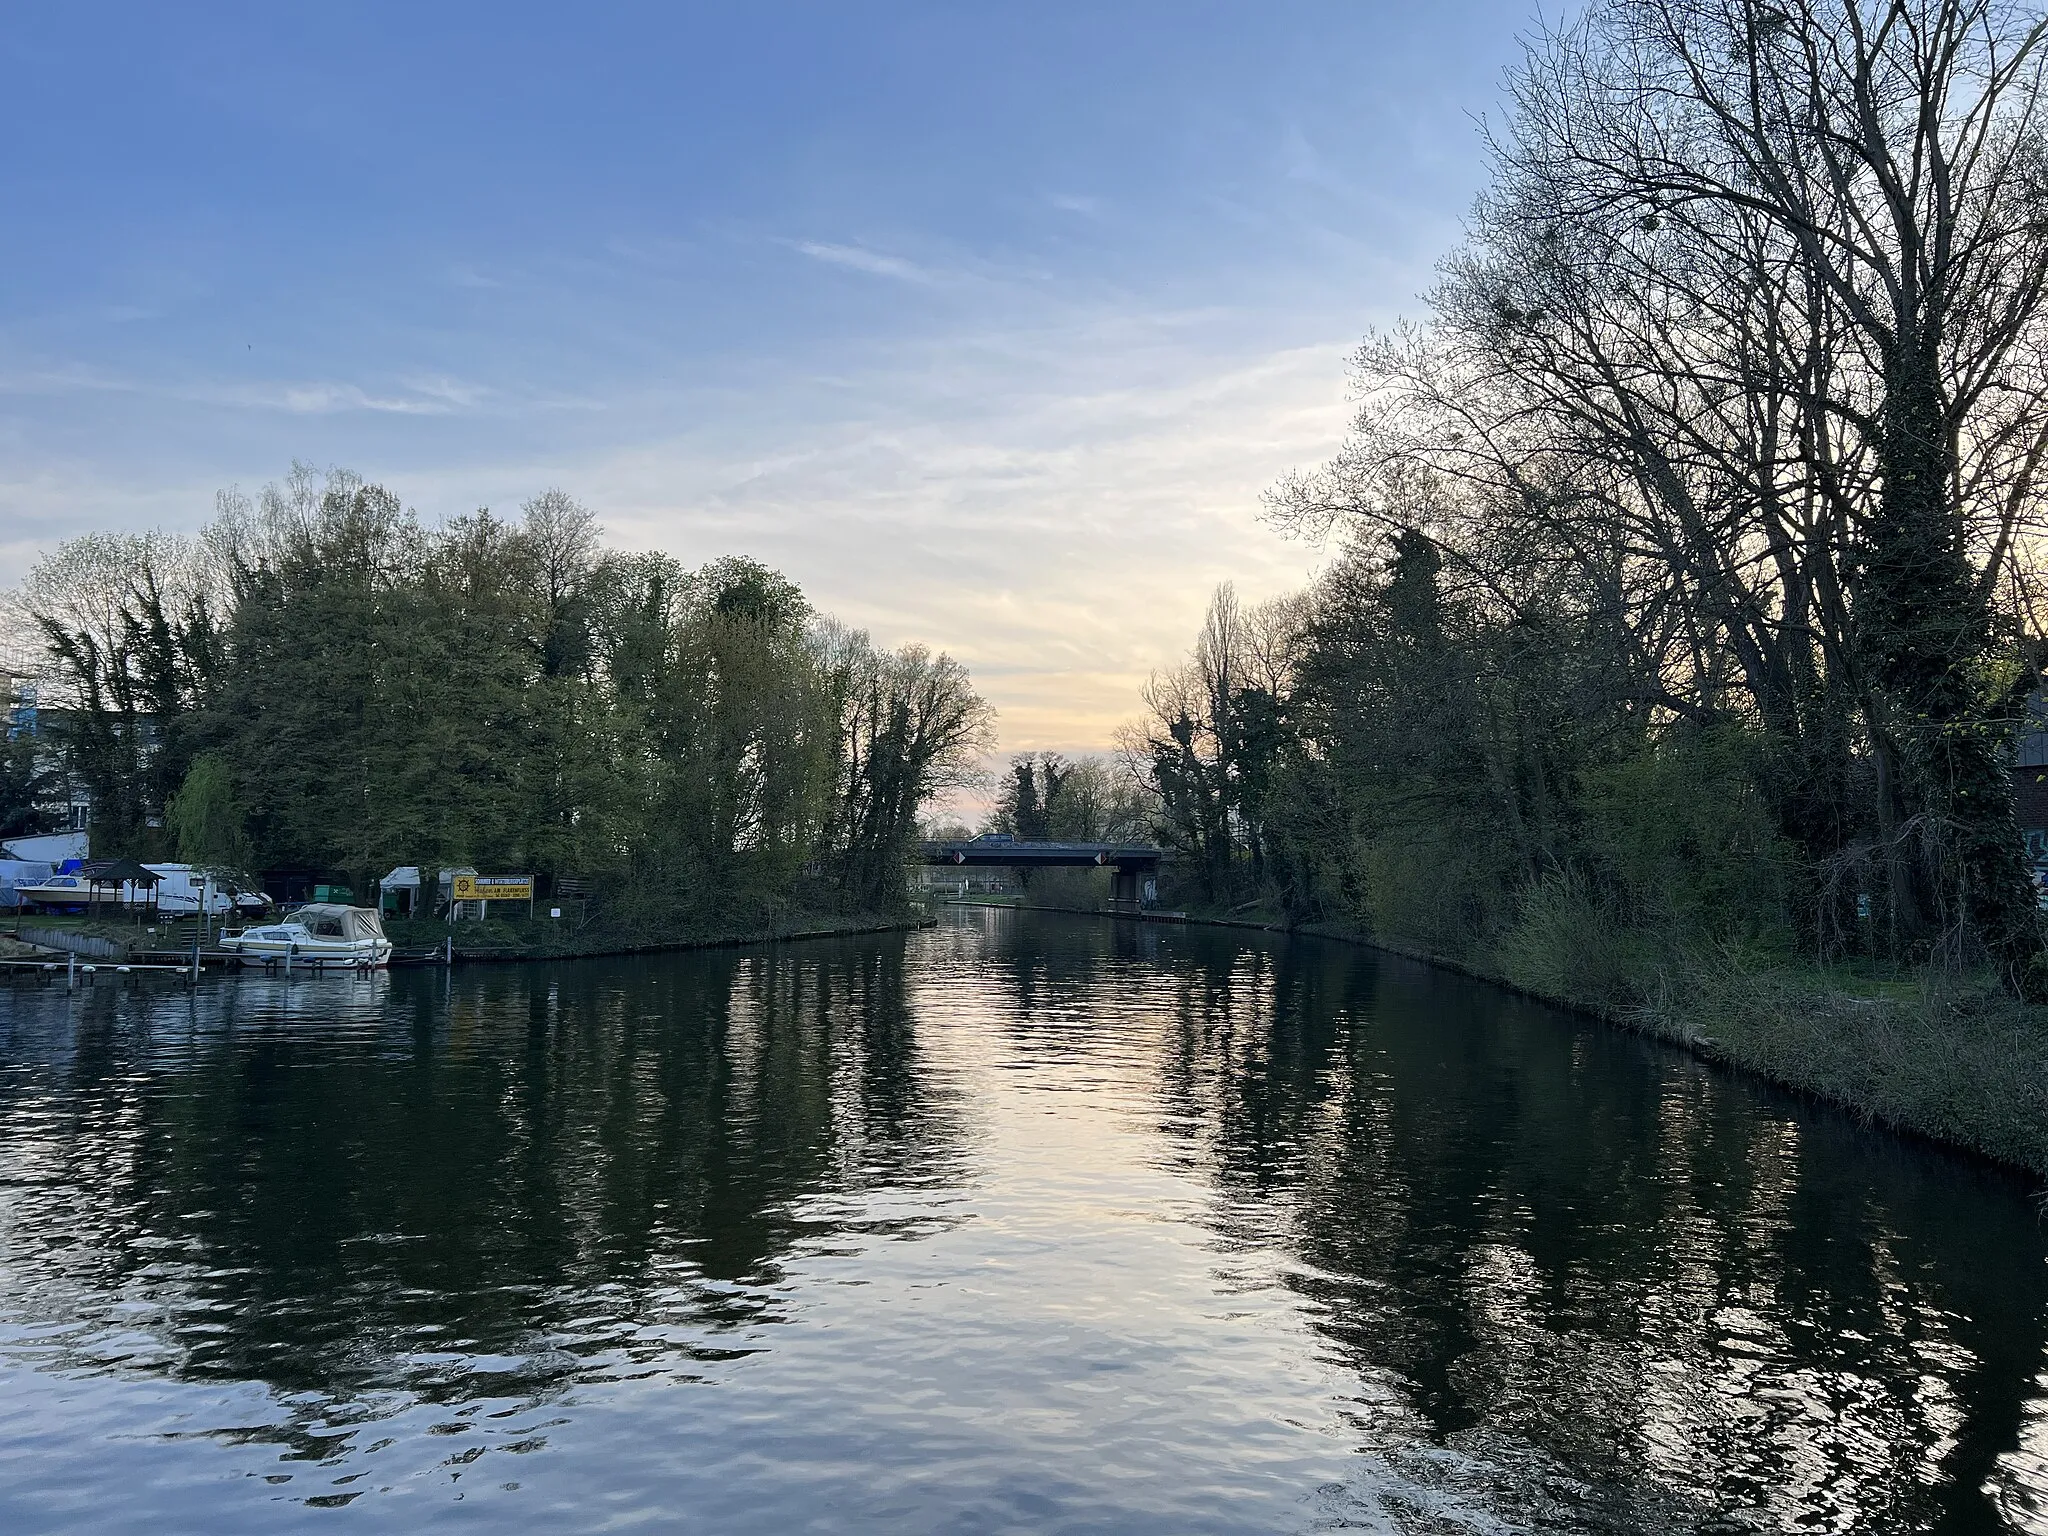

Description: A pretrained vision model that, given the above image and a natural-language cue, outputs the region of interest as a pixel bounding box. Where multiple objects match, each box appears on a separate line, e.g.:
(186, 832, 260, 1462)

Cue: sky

(1, 1, 1544, 755)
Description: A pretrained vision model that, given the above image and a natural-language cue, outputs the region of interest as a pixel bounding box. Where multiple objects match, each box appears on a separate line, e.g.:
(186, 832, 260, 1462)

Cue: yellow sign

(453, 874, 533, 902)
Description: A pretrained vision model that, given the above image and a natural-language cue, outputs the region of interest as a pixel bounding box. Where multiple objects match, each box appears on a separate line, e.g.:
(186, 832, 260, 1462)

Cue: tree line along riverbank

(2, 471, 994, 954)
(1093, 2, 2048, 1182)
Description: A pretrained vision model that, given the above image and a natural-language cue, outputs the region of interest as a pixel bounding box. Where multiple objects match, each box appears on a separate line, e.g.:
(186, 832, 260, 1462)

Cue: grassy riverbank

(1279, 900, 2048, 1181)
(953, 890, 2048, 1178)
(1475, 895, 2048, 1178)
(1610, 958, 2048, 1178)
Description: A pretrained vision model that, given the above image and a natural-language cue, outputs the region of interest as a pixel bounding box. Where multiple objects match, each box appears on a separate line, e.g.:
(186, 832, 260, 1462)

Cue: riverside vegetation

(1110, 0, 2048, 1177)
(10, 1, 2048, 1172)
(3, 467, 993, 953)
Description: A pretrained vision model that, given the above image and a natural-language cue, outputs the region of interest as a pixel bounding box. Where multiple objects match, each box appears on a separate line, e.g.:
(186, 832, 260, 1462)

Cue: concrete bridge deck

(918, 838, 1165, 907)
(919, 837, 1164, 869)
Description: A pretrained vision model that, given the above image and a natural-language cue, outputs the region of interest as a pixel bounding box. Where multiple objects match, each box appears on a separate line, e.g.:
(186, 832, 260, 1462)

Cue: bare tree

(1273, 0, 2048, 988)
(824, 624, 996, 908)
(518, 489, 602, 679)
(1123, 584, 1303, 900)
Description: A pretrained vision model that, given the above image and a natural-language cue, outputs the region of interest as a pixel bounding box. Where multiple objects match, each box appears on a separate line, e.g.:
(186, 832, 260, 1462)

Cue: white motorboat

(219, 904, 393, 969)
(18, 861, 184, 914)
(16, 874, 100, 912)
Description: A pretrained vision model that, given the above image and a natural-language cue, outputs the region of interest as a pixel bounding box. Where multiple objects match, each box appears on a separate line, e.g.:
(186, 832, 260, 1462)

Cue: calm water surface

(2, 909, 2047, 1533)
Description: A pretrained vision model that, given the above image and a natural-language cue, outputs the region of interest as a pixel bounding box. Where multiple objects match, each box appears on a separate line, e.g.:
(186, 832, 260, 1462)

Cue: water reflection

(0, 914, 2043, 1532)
(1136, 934, 2048, 1532)
(1, 944, 960, 1399)
(953, 916, 2048, 1531)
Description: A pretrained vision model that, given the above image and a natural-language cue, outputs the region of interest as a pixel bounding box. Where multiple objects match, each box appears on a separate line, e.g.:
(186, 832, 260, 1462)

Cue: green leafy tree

(166, 753, 253, 870)
(0, 733, 52, 839)
(14, 464, 997, 936)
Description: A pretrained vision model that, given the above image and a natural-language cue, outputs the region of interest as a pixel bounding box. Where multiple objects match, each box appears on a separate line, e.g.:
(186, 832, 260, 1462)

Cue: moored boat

(219, 904, 393, 969)
(17, 859, 166, 914)
(15, 873, 95, 913)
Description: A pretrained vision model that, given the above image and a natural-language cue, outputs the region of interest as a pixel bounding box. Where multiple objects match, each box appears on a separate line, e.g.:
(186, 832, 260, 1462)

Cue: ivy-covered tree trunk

(1861, 335, 2045, 992)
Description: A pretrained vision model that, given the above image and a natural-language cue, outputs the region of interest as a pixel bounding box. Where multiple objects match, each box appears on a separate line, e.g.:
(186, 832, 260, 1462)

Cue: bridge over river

(918, 835, 1166, 908)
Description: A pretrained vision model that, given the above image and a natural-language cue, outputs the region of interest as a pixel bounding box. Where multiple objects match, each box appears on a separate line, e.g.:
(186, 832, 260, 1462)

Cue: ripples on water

(1, 909, 2045, 1533)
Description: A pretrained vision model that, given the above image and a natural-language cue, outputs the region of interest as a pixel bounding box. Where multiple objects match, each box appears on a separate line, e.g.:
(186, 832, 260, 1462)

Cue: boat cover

(0, 861, 55, 910)
(287, 904, 388, 940)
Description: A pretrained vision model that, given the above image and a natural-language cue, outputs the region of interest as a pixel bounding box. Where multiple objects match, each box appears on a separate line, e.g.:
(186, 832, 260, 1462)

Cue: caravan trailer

(142, 865, 271, 916)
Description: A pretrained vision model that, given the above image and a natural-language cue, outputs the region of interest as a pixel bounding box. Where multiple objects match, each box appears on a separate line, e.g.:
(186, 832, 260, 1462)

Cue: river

(1, 908, 2045, 1533)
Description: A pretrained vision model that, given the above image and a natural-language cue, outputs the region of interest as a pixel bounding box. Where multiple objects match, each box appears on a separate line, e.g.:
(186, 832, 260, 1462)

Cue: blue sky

(2, 1, 1542, 751)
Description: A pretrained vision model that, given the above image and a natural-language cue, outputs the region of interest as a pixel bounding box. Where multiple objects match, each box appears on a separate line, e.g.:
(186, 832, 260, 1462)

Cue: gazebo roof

(83, 858, 161, 885)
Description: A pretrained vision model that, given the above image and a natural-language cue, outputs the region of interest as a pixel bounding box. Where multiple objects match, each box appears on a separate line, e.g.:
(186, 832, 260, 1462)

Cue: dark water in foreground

(2, 911, 2046, 1533)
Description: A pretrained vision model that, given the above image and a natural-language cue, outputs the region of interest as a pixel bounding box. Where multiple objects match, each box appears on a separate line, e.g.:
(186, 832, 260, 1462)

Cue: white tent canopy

(377, 866, 425, 917)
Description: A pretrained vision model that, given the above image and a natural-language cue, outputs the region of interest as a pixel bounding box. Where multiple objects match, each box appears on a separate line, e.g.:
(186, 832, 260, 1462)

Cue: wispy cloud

(1, 288, 1367, 758)
(553, 331, 1351, 754)
(0, 363, 132, 397)
(0, 324, 1352, 753)
(1278, 123, 1365, 201)
(1047, 193, 1105, 217)
(213, 381, 458, 415)
(603, 235, 698, 267)
(399, 375, 491, 411)
(446, 264, 508, 290)
(0, 364, 492, 417)
(786, 240, 941, 285)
